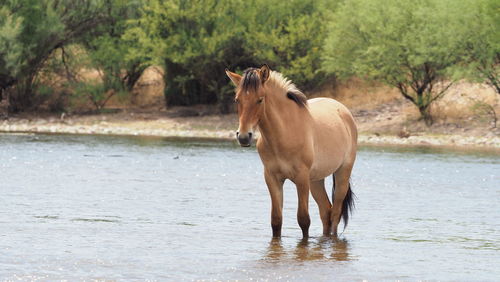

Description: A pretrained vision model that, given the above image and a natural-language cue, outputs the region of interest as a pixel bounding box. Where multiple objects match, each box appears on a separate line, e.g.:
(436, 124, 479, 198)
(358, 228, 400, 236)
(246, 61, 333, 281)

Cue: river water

(0, 133, 499, 280)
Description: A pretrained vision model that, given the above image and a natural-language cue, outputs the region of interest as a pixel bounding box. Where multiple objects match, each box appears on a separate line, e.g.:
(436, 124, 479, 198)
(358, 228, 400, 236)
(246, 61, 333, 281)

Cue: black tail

(332, 176, 356, 229)
(341, 182, 355, 229)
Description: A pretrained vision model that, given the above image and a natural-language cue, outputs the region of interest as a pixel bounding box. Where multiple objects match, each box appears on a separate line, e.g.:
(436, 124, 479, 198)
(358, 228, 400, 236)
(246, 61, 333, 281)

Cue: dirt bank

(1, 103, 499, 150)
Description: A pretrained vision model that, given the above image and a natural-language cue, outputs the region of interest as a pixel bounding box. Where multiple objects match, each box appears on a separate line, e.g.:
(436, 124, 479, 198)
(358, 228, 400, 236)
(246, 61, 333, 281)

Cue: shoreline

(1, 115, 499, 153)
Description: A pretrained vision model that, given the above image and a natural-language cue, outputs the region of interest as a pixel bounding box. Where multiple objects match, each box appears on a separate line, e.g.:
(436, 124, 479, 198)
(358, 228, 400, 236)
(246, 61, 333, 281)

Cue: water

(0, 133, 499, 281)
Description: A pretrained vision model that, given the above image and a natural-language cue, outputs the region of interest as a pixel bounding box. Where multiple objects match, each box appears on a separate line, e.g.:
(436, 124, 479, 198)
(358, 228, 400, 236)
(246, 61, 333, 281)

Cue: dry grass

(311, 78, 499, 125)
(309, 77, 400, 110)
(84, 66, 166, 110)
(307, 77, 499, 137)
(130, 66, 165, 108)
(433, 81, 499, 122)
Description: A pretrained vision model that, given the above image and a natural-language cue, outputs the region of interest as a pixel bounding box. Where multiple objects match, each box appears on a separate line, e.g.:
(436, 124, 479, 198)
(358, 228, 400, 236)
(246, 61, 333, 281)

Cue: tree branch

(60, 47, 77, 82)
(428, 81, 454, 104)
(396, 82, 416, 104)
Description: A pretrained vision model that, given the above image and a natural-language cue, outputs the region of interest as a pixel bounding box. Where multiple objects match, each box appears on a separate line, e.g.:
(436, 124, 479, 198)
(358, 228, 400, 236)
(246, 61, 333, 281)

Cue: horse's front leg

(264, 170, 284, 238)
(293, 171, 311, 238)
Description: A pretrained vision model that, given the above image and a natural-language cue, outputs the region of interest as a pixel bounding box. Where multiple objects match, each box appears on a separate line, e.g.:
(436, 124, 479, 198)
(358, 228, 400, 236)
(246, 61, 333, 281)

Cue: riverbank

(1, 108, 499, 150)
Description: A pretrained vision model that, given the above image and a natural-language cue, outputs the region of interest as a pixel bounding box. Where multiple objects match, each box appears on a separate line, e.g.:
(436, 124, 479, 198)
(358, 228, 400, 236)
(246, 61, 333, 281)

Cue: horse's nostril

(249, 132, 253, 139)
(236, 131, 239, 137)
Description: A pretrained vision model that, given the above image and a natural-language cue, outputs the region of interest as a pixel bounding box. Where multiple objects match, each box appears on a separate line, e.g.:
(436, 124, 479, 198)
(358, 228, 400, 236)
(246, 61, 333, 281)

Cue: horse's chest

(262, 155, 294, 175)
(257, 145, 312, 179)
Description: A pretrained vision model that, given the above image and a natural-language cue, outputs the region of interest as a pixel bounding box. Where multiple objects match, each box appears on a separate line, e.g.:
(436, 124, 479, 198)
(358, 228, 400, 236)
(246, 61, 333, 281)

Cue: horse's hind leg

(310, 179, 332, 236)
(331, 164, 355, 236)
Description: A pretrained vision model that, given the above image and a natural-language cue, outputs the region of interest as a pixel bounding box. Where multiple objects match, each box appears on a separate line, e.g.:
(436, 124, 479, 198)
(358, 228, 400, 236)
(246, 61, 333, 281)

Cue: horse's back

(308, 98, 357, 133)
(307, 97, 357, 180)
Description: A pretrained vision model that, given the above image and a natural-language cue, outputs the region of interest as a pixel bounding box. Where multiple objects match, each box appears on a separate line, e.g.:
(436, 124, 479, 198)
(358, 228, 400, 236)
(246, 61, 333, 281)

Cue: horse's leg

(293, 172, 311, 238)
(331, 164, 354, 237)
(264, 170, 284, 238)
(310, 179, 332, 236)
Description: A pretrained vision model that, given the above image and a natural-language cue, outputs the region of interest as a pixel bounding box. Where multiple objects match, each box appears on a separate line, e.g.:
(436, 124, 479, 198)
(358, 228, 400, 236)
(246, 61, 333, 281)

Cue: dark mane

(286, 90, 307, 107)
(267, 70, 307, 108)
(240, 68, 308, 107)
(241, 68, 260, 92)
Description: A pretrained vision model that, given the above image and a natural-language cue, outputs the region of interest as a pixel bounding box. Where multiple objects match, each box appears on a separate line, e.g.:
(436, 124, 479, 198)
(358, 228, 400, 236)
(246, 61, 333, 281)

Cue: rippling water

(0, 133, 499, 280)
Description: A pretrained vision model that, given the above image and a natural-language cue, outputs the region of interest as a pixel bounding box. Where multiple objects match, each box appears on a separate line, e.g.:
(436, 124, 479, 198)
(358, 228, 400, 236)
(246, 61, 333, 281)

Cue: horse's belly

(309, 119, 347, 180)
(309, 147, 344, 180)
(308, 98, 355, 180)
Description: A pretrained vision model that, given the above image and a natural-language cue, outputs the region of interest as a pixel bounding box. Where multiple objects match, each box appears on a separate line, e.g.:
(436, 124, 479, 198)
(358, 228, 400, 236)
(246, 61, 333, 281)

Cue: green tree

(322, 0, 468, 125)
(66, 0, 150, 111)
(82, 0, 148, 93)
(128, 0, 253, 112)
(245, 0, 330, 90)
(128, 0, 329, 113)
(460, 0, 499, 94)
(0, 6, 22, 102)
(0, 0, 109, 112)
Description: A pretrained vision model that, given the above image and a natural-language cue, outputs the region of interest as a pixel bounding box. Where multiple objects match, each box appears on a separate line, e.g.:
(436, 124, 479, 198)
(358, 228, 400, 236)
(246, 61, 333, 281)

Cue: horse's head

(225, 65, 270, 147)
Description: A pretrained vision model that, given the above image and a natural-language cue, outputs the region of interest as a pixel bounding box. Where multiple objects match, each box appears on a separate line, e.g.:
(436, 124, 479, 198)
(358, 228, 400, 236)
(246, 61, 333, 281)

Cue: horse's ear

(225, 69, 242, 86)
(259, 64, 270, 83)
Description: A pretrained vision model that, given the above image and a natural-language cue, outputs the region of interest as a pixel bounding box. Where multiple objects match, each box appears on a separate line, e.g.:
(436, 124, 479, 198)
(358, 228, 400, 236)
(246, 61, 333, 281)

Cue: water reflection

(265, 237, 352, 262)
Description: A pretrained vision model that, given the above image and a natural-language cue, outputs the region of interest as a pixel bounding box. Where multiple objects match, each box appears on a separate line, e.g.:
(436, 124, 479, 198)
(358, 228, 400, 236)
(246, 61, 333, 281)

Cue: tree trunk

(0, 89, 8, 119)
(124, 65, 147, 92)
(8, 76, 35, 113)
(419, 105, 433, 126)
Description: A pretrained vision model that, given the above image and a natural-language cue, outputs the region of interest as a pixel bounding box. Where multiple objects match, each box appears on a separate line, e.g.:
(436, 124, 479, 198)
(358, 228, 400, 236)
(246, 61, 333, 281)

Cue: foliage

(458, 0, 500, 94)
(0, 0, 110, 112)
(71, 80, 126, 111)
(82, 0, 149, 94)
(0, 6, 22, 102)
(39, 44, 133, 112)
(0, 6, 22, 78)
(471, 100, 497, 128)
(322, 0, 469, 125)
(244, 0, 330, 90)
(2, 0, 497, 116)
(128, 0, 329, 112)
(466, 94, 498, 128)
(55, 0, 150, 111)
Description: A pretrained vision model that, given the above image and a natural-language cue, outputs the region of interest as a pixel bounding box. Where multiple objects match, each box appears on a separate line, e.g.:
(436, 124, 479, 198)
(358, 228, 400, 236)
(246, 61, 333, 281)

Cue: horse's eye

(257, 97, 264, 104)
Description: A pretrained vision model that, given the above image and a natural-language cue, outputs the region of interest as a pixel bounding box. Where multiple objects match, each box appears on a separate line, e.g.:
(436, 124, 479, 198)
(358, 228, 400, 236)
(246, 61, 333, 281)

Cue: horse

(225, 65, 357, 238)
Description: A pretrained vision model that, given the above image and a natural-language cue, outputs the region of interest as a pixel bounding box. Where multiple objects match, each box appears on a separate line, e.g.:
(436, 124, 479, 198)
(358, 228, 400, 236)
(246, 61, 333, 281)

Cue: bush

(72, 80, 127, 111)
(82, 0, 149, 94)
(128, 0, 330, 113)
(0, 5, 22, 96)
(0, 0, 123, 112)
(458, 0, 500, 94)
(322, 0, 471, 125)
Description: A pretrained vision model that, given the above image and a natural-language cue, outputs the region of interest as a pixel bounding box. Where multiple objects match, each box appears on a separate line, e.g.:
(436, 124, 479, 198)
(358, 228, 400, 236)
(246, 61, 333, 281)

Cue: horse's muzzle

(236, 131, 252, 147)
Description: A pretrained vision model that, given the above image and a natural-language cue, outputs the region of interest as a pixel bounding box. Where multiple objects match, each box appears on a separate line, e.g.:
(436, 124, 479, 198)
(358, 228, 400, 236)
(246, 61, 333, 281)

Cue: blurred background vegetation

(0, 0, 498, 124)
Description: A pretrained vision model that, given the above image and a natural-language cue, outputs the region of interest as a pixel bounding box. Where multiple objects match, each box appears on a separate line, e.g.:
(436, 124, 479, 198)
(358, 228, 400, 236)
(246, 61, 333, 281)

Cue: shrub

(128, 0, 330, 113)
(322, 0, 470, 125)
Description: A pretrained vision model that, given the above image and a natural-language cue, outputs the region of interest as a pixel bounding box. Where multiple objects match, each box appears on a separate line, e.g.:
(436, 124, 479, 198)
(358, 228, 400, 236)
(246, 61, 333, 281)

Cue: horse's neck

(258, 88, 308, 146)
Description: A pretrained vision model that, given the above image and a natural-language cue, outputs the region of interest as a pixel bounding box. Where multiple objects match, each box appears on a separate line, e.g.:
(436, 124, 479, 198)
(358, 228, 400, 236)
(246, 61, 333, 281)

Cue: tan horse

(226, 65, 357, 238)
